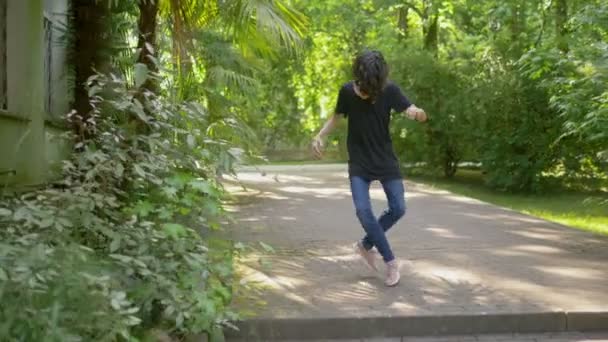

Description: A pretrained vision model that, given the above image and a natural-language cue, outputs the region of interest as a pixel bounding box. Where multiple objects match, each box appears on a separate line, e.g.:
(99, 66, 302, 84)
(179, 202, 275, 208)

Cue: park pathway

(222, 164, 608, 341)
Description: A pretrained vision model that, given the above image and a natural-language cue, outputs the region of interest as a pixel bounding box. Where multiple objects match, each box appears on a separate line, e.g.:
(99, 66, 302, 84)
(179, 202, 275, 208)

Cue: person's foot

(385, 259, 400, 287)
(354, 241, 378, 271)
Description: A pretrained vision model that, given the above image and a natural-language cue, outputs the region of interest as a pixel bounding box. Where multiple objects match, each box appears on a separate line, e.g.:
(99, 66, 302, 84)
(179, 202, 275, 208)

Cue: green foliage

(466, 53, 561, 192)
(4, 0, 310, 339)
(271, 0, 607, 193)
(0, 72, 240, 340)
(389, 49, 476, 178)
(519, 1, 608, 178)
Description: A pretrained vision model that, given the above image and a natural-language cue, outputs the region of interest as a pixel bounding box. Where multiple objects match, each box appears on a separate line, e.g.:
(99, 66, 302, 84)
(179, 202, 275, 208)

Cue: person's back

(312, 50, 427, 287)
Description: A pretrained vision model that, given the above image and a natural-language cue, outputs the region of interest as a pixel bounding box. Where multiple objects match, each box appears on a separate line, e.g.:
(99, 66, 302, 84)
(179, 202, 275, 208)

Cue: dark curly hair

(353, 50, 389, 101)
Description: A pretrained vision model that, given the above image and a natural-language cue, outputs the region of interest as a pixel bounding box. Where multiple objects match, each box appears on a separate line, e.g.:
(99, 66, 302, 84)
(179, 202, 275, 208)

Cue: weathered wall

(0, 0, 70, 187)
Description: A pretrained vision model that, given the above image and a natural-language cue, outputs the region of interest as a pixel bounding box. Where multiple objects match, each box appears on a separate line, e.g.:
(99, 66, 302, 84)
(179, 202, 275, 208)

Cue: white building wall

(44, 0, 70, 117)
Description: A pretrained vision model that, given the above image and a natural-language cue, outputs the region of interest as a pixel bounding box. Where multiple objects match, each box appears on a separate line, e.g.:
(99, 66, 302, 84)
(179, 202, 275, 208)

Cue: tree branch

(402, 1, 424, 19)
(535, 0, 553, 47)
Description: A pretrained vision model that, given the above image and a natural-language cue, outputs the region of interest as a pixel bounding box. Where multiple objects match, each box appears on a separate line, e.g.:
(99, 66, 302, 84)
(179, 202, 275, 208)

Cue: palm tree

(159, 0, 308, 97)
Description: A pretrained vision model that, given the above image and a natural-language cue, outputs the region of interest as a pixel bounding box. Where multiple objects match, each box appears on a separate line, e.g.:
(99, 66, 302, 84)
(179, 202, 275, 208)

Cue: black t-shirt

(335, 81, 412, 181)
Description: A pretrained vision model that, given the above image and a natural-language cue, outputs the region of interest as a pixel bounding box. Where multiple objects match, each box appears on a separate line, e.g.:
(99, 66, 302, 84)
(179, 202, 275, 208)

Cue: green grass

(408, 169, 608, 236)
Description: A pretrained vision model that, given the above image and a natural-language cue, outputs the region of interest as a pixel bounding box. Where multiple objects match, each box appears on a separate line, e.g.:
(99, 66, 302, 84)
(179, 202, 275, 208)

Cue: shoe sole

(385, 278, 400, 287)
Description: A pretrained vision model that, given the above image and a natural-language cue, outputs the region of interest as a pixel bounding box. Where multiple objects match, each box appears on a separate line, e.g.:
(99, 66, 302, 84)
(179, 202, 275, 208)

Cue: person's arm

(389, 83, 428, 123)
(312, 114, 343, 158)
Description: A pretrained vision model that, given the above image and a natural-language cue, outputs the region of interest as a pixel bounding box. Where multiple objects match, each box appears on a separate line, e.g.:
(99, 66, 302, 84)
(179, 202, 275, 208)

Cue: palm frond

(220, 0, 309, 54)
(207, 66, 260, 91)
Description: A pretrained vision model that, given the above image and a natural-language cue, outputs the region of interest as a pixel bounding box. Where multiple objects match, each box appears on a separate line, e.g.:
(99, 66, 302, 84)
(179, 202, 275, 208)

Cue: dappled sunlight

(413, 260, 481, 284)
(426, 227, 469, 239)
(460, 211, 546, 224)
(227, 167, 608, 322)
(512, 244, 564, 254)
(278, 185, 350, 197)
(238, 265, 313, 309)
(256, 191, 291, 200)
(388, 301, 418, 312)
(279, 216, 297, 221)
(233, 171, 346, 185)
(239, 217, 262, 222)
(510, 230, 568, 241)
(533, 266, 605, 280)
(321, 281, 380, 304)
(318, 254, 359, 262)
(414, 186, 487, 205)
(491, 248, 534, 257)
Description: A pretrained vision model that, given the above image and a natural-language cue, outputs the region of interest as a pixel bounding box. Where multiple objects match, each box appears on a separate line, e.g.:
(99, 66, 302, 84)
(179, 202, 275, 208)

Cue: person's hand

(407, 105, 428, 122)
(415, 107, 427, 122)
(311, 135, 324, 159)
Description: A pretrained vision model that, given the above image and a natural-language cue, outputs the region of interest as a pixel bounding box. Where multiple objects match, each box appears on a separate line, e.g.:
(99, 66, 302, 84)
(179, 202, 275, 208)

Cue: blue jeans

(350, 176, 406, 263)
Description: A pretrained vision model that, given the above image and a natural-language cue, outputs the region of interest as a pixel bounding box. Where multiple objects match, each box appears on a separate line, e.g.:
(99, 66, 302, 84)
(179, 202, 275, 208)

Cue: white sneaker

(354, 241, 378, 271)
(385, 259, 400, 287)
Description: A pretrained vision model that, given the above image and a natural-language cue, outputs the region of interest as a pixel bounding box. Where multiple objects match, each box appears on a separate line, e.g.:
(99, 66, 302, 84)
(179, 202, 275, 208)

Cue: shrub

(0, 70, 239, 340)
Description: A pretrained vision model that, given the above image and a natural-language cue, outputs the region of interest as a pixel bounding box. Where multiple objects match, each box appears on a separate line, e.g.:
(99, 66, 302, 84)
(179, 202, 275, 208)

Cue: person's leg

(362, 178, 406, 250)
(379, 178, 406, 231)
(350, 176, 395, 263)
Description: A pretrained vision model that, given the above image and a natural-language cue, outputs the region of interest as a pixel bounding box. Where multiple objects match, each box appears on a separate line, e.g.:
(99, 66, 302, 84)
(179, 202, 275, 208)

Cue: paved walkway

(223, 165, 608, 340)
(264, 332, 608, 341)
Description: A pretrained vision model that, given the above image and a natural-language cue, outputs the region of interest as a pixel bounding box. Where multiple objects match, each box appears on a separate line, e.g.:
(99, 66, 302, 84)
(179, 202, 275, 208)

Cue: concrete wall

(44, 0, 71, 117)
(0, 0, 70, 187)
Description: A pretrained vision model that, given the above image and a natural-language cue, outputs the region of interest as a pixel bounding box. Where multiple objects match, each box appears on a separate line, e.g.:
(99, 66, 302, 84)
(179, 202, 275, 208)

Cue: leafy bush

(471, 55, 558, 192)
(389, 50, 477, 178)
(518, 2, 608, 181)
(0, 70, 239, 340)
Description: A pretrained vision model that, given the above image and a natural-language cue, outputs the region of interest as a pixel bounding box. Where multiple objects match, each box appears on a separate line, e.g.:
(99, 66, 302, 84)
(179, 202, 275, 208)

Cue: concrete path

(223, 165, 608, 340)
(230, 332, 608, 341)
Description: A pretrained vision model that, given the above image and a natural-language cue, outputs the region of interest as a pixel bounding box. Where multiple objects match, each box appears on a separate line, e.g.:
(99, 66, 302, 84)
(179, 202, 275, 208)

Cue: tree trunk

(423, 15, 439, 56)
(509, 1, 527, 57)
(69, 0, 109, 140)
(397, 7, 410, 39)
(554, 0, 568, 53)
(137, 0, 160, 93)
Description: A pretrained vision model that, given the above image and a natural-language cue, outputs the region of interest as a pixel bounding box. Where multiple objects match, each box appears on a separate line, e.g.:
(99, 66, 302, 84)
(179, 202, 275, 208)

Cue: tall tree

(137, 0, 160, 92)
(402, 0, 441, 56)
(68, 0, 110, 139)
(554, 0, 569, 52)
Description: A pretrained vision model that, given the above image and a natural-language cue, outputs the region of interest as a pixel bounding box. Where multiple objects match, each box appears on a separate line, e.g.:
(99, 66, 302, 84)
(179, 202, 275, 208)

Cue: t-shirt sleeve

(389, 84, 412, 113)
(334, 85, 349, 117)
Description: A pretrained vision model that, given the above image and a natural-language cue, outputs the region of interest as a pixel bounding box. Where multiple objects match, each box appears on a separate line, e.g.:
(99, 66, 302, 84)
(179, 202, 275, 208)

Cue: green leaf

(39, 217, 54, 229)
(190, 180, 213, 194)
(134, 200, 154, 217)
(133, 164, 146, 178)
(0, 208, 12, 216)
(115, 163, 125, 178)
(134, 63, 149, 88)
(13, 207, 30, 221)
(131, 99, 149, 122)
(126, 315, 142, 326)
(110, 237, 121, 253)
(88, 85, 102, 97)
(187, 134, 196, 148)
(162, 223, 187, 239)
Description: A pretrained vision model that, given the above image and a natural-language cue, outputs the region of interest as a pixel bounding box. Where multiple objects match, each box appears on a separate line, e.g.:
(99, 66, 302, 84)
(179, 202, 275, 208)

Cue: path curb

(224, 311, 608, 340)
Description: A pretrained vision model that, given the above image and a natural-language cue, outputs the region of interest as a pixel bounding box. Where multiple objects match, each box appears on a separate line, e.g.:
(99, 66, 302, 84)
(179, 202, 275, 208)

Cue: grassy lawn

(408, 169, 608, 236)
